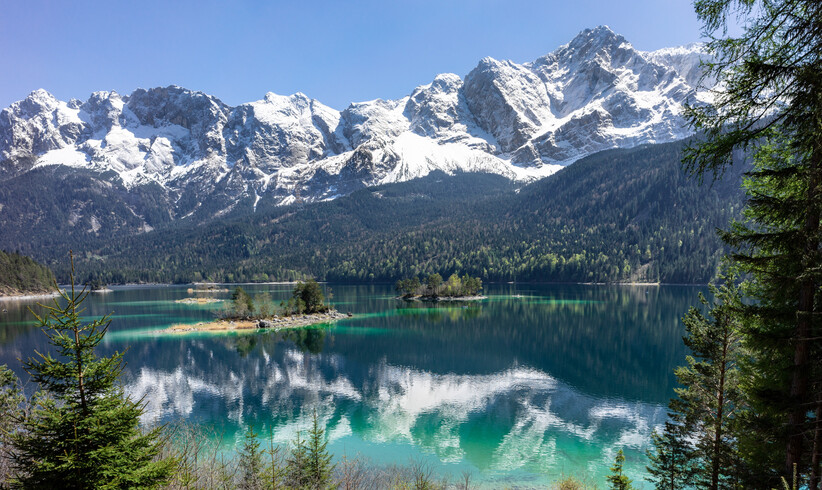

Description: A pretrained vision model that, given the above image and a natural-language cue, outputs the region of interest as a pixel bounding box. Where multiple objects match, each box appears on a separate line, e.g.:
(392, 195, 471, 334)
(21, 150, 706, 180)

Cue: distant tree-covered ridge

(16, 139, 745, 285)
(0, 250, 56, 296)
(396, 273, 482, 298)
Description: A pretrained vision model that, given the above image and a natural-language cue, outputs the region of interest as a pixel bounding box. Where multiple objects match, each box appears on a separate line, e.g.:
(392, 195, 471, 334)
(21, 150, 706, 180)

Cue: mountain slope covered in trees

(46, 139, 745, 285)
(0, 250, 56, 296)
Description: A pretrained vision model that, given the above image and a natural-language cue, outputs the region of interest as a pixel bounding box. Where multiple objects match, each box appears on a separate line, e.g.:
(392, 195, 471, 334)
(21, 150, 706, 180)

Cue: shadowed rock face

(0, 26, 709, 226)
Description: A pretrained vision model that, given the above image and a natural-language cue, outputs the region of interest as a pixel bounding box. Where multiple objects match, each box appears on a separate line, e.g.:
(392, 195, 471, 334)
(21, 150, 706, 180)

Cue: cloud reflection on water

(125, 346, 666, 478)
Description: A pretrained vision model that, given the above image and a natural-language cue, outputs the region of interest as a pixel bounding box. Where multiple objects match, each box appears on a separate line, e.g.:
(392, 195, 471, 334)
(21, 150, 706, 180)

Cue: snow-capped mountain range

(0, 26, 709, 213)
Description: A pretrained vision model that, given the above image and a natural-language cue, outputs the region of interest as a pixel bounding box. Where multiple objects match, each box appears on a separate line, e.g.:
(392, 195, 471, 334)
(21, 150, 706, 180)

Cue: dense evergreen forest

(0, 250, 56, 296)
(25, 139, 745, 285)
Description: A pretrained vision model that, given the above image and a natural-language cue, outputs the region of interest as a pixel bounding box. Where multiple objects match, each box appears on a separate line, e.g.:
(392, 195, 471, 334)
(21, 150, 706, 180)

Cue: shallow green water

(0, 283, 699, 488)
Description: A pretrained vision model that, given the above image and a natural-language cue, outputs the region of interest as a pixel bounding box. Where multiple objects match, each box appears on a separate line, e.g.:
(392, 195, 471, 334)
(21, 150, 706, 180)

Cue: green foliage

(677, 272, 744, 488)
(645, 422, 695, 489)
(395, 276, 421, 297)
(397, 273, 482, 298)
(286, 431, 309, 488)
(237, 425, 265, 490)
(8, 257, 175, 489)
(254, 292, 273, 318)
(0, 365, 23, 435)
(683, 0, 822, 484)
(0, 250, 56, 296)
(606, 449, 634, 490)
(425, 273, 443, 296)
(292, 279, 327, 314)
(231, 286, 254, 318)
(306, 410, 334, 489)
(0, 365, 24, 483)
(27, 142, 743, 286)
(648, 272, 744, 490)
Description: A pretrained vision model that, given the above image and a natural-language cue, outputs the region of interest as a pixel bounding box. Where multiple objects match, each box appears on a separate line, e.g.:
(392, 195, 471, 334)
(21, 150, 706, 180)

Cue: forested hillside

(0, 250, 56, 296)
(41, 139, 745, 285)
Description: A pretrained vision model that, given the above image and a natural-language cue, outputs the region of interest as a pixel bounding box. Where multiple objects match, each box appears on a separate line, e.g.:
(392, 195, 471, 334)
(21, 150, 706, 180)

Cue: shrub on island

(395, 273, 482, 299)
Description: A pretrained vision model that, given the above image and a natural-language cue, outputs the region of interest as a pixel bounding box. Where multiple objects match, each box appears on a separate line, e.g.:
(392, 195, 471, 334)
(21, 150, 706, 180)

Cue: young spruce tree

(306, 410, 333, 489)
(237, 425, 265, 490)
(607, 449, 634, 490)
(9, 255, 175, 489)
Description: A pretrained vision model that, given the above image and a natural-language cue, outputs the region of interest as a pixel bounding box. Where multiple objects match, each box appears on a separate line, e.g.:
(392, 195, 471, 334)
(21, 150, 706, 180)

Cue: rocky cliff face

(0, 26, 710, 231)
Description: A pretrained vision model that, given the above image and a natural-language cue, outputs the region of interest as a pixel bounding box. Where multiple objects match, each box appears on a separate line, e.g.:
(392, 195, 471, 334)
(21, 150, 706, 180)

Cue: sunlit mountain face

(0, 26, 709, 221)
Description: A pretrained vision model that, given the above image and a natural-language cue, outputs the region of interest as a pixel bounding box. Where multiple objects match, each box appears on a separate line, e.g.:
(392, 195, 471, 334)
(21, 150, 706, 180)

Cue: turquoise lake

(0, 283, 700, 487)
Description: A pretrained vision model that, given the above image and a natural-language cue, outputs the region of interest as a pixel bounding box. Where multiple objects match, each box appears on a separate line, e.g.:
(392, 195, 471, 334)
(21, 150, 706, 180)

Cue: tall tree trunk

(810, 399, 822, 490)
(787, 148, 822, 475)
(711, 326, 729, 490)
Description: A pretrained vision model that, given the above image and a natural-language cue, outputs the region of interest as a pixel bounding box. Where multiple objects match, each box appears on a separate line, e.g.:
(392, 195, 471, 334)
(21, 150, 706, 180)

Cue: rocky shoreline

(166, 310, 350, 334)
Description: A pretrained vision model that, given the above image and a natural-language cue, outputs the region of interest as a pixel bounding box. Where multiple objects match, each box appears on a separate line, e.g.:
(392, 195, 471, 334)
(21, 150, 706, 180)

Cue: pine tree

(648, 272, 744, 489)
(286, 430, 309, 488)
(683, 0, 822, 485)
(606, 449, 634, 490)
(9, 254, 175, 489)
(266, 430, 286, 490)
(0, 365, 24, 483)
(681, 273, 744, 488)
(237, 425, 265, 490)
(306, 410, 333, 489)
(646, 422, 695, 490)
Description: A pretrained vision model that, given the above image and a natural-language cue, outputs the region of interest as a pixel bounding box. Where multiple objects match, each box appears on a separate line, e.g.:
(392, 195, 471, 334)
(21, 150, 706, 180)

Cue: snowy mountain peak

(1, 26, 713, 215)
(23, 89, 60, 111)
(568, 25, 625, 51)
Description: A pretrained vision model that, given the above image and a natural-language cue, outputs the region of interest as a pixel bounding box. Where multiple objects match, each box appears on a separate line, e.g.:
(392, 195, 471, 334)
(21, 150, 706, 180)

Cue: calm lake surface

(0, 283, 700, 487)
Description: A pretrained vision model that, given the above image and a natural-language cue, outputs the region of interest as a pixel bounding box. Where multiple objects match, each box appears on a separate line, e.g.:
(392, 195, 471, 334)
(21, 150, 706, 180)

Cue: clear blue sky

(1, 0, 709, 110)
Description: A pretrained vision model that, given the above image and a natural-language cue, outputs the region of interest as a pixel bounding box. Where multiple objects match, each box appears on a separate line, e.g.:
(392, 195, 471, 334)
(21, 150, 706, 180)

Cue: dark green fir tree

(286, 430, 309, 489)
(607, 448, 634, 490)
(684, 0, 822, 485)
(237, 425, 265, 490)
(9, 254, 175, 489)
(645, 421, 695, 490)
(306, 410, 333, 489)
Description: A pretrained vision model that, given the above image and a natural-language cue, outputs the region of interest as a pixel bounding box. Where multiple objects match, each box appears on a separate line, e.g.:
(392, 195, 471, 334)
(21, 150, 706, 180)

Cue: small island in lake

(166, 279, 348, 334)
(175, 297, 224, 304)
(395, 273, 485, 301)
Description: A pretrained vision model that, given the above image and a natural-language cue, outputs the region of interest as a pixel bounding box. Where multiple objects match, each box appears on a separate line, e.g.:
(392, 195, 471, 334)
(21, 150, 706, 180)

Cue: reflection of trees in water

(220, 327, 328, 357)
(334, 285, 700, 403)
(283, 328, 326, 354)
(393, 302, 484, 323)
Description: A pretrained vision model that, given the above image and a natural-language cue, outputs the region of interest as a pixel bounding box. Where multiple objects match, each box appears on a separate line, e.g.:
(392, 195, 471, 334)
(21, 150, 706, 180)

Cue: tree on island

(291, 279, 328, 314)
(8, 254, 175, 488)
(231, 286, 255, 318)
(395, 277, 421, 298)
(396, 273, 482, 298)
(425, 273, 443, 296)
